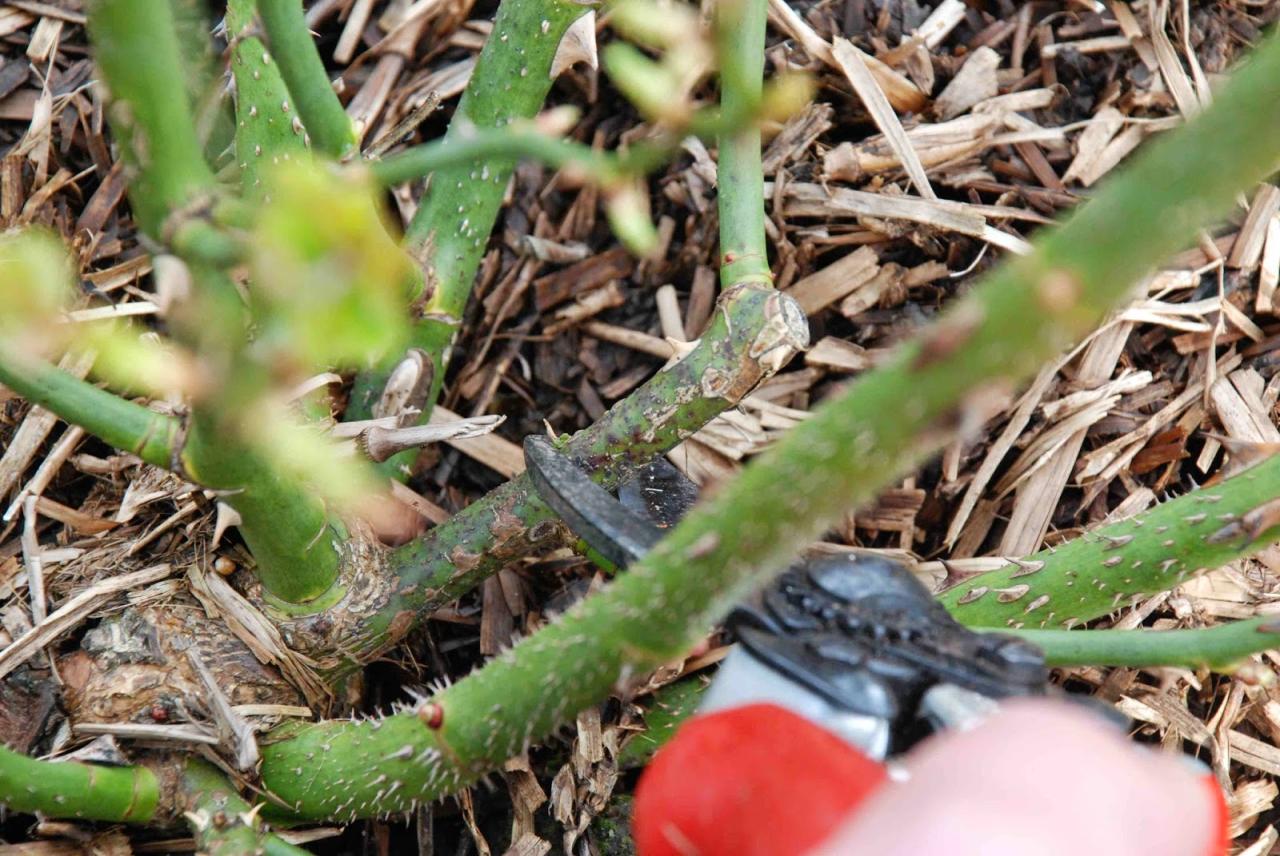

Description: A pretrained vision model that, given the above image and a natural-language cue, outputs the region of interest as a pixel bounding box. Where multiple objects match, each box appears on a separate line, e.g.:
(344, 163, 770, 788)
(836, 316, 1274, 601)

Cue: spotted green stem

(227, 0, 310, 197)
(0, 743, 158, 823)
(347, 0, 592, 471)
(183, 760, 313, 856)
(255, 0, 357, 160)
(715, 0, 771, 286)
(942, 456, 1280, 629)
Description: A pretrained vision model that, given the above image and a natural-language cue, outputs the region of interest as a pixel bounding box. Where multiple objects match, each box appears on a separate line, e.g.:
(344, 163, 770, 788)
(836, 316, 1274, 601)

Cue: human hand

(812, 700, 1228, 856)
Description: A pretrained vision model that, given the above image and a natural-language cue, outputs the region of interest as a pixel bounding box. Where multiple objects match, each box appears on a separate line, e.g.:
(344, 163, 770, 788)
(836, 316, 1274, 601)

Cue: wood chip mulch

(2, 0, 1280, 852)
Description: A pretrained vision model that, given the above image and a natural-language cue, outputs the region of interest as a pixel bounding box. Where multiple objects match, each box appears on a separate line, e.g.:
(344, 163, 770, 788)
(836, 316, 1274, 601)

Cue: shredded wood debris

(2, 0, 1280, 852)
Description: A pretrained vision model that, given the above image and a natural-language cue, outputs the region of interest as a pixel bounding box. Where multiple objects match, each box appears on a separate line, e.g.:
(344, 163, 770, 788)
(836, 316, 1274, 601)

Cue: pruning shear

(522, 438, 1143, 855)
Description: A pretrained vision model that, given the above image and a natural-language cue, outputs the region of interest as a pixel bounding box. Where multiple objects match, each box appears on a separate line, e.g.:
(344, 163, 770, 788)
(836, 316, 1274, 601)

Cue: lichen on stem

(281, 282, 809, 670)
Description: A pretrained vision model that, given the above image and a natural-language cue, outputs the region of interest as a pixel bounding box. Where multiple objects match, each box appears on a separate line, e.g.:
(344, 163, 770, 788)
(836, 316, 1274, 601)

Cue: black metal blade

(523, 436, 664, 569)
(618, 455, 700, 530)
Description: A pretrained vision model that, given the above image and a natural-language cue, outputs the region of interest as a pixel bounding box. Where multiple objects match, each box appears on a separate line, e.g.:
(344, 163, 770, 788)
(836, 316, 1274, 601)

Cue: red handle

(632, 703, 889, 856)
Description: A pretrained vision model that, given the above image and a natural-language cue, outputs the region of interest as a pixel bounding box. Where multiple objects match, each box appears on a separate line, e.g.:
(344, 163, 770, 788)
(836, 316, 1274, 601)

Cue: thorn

(1099, 534, 1134, 551)
(1008, 558, 1045, 578)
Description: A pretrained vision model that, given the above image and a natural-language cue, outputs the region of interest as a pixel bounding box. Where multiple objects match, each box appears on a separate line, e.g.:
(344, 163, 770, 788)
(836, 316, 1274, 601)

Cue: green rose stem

(255, 0, 358, 160)
(85, 0, 217, 235)
(715, 0, 771, 287)
(0, 342, 342, 604)
(227, 0, 310, 197)
(1012, 616, 1280, 669)
(86, 0, 345, 604)
(291, 0, 802, 666)
(367, 127, 670, 187)
(942, 455, 1280, 629)
(7, 25, 1280, 833)
(0, 743, 158, 823)
(346, 0, 592, 473)
(183, 760, 313, 856)
(0, 346, 180, 469)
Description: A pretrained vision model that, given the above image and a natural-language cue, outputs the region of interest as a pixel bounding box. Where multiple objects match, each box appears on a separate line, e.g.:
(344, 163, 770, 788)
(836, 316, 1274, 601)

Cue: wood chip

(1228, 730, 1280, 778)
(1000, 322, 1131, 555)
(1259, 215, 1280, 315)
(804, 336, 876, 372)
(776, 182, 1033, 255)
(0, 352, 94, 502)
(765, 0, 925, 113)
(933, 46, 1001, 121)
(907, 0, 966, 50)
(1210, 370, 1280, 445)
(533, 246, 632, 311)
(1227, 184, 1280, 271)
(783, 245, 879, 315)
(1072, 124, 1146, 188)
(1148, 0, 1203, 119)
(831, 39, 935, 199)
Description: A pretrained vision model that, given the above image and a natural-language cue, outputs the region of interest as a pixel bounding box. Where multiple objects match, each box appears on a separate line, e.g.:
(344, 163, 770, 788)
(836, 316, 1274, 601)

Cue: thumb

(811, 699, 1228, 856)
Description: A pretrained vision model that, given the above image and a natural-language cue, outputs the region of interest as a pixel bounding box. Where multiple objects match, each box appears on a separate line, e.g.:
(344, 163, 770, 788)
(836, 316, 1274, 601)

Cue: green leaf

(602, 43, 691, 124)
(248, 159, 415, 371)
(610, 0, 701, 50)
(0, 228, 73, 333)
(80, 321, 208, 400)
